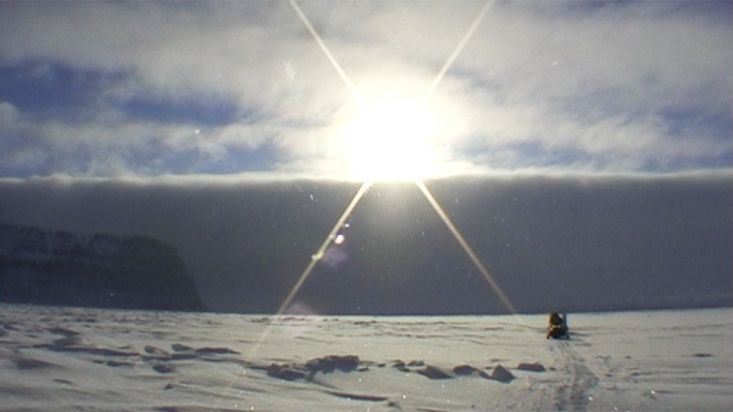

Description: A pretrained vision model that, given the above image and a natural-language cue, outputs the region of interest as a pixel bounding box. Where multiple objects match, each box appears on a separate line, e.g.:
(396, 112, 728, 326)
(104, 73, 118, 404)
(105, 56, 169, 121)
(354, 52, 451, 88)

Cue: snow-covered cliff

(0, 223, 204, 311)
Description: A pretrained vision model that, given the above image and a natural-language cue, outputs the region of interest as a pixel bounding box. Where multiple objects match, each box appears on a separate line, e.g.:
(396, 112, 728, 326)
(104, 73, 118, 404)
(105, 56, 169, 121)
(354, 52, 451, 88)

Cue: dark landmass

(0, 222, 204, 311)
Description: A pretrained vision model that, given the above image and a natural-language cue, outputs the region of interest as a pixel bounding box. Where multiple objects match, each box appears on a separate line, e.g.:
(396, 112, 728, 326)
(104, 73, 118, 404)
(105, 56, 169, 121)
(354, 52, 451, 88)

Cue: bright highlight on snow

(342, 98, 438, 182)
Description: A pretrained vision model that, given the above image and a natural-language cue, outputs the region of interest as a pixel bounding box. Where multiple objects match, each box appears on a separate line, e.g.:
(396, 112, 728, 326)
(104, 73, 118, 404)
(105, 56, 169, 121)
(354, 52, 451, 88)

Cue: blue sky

(0, 0, 731, 180)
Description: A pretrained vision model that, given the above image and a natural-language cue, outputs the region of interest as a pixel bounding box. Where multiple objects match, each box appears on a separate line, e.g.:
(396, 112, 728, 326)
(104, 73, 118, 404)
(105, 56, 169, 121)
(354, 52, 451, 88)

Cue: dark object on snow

(267, 364, 306, 381)
(517, 362, 546, 372)
(488, 364, 515, 383)
(305, 355, 360, 373)
(453, 364, 480, 375)
(546, 312, 569, 339)
(417, 365, 452, 380)
(417, 365, 452, 379)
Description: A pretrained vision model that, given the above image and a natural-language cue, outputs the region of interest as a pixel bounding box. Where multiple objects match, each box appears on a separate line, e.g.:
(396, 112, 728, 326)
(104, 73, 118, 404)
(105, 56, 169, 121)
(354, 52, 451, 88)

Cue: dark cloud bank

(1, 173, 731, 315)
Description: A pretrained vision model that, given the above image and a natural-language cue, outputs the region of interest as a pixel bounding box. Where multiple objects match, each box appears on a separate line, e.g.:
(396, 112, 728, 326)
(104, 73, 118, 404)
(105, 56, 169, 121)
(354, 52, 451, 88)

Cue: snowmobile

(546, 312, 569, 339)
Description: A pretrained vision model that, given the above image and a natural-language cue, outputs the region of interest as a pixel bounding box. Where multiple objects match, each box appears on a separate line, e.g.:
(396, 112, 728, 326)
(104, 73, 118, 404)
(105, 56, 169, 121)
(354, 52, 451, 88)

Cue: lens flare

(246, 182, 371, 359)
(243, 0, 518, 365)
(416, 181, 517, 314)
(230, 1, 519, 395)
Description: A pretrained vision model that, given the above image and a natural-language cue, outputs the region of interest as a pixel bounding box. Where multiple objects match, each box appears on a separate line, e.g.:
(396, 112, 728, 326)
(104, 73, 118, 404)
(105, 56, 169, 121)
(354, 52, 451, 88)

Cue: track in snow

(548, 337, 600, 411)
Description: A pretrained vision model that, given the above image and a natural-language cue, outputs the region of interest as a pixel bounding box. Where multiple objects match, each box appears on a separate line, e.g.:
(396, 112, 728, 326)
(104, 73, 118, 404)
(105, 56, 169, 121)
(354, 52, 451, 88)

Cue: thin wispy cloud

(0, 1, 730, 179)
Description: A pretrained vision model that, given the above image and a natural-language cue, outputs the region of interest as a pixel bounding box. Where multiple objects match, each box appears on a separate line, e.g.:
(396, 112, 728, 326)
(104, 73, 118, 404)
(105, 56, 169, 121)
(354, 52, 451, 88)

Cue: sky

(0, 0, 731, 179)
(0, 1, 732, 314)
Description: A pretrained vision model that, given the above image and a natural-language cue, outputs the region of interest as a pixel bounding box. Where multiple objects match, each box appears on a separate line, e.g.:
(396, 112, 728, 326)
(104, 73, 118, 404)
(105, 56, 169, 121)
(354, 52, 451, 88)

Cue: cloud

(0, 100, 18, 122)
(0, 1, 730, 178)
(431, 2, 732, 170)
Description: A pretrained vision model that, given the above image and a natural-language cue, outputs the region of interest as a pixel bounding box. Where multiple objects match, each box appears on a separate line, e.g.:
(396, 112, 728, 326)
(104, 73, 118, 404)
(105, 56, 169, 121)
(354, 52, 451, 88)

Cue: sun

(341, 97, 440, 182)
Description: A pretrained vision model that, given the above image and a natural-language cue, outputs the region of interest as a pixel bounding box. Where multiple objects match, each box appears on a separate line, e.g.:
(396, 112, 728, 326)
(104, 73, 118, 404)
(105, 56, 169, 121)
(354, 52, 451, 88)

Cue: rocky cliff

(0, 223, 204, 311)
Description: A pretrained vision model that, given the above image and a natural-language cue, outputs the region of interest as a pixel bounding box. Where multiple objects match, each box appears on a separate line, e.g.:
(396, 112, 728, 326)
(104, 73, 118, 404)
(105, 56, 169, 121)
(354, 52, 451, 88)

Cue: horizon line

(1, 167, 732, 186)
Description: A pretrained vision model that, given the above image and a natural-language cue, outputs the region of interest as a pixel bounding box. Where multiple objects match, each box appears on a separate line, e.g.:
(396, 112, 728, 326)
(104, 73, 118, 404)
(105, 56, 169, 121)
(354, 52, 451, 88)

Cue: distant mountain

(0, 222, 204, 311)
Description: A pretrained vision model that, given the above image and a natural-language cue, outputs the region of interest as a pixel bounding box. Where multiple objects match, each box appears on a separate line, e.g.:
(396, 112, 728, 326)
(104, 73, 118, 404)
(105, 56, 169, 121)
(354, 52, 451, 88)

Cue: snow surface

(0, 304, 731, 411)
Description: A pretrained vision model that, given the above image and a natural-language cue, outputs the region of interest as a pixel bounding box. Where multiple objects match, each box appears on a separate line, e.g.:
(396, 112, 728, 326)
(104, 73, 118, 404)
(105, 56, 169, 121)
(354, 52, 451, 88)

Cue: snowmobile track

(549, 339, 600, 411)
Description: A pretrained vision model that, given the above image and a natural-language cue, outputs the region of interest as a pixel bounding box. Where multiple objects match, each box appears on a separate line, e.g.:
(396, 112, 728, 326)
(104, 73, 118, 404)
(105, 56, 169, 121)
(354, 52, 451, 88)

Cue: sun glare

(342, 98, 439, 182)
